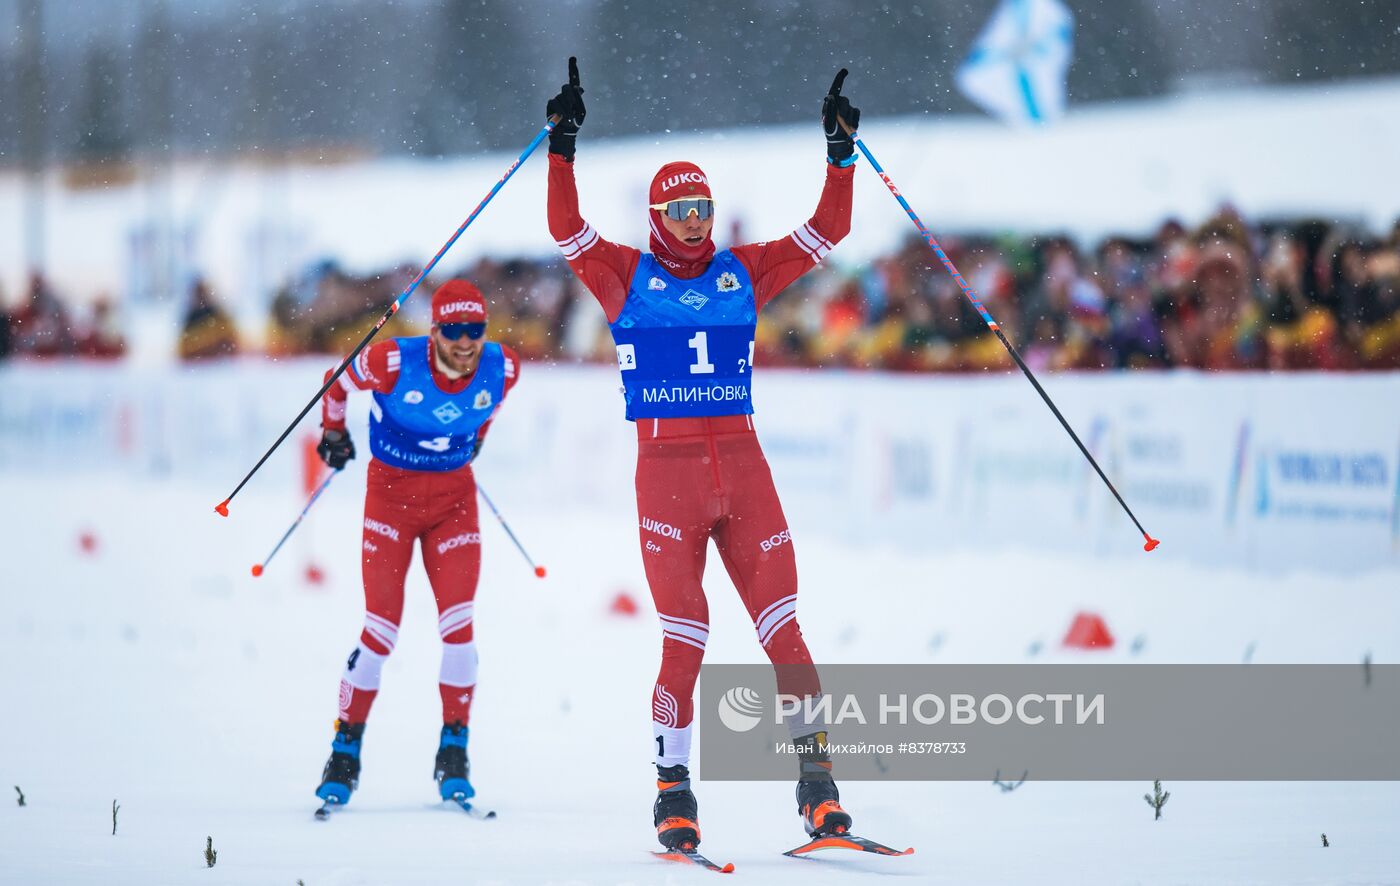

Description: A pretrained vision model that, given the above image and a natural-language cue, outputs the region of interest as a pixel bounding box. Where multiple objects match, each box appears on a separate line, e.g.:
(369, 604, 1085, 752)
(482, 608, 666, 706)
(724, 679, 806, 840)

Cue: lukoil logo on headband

(661, 172, 708, 192)
(438, 300, 484, 316)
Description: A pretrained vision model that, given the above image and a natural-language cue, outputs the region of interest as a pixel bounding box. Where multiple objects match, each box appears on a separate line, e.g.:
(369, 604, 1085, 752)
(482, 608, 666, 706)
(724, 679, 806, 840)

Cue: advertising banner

(2, 364, 1396, 573)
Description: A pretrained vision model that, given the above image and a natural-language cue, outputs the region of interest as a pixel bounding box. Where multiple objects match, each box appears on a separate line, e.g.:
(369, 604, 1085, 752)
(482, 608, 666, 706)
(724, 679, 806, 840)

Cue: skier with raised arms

(544, 59, 861, 852)
(311, 280, 520, 818)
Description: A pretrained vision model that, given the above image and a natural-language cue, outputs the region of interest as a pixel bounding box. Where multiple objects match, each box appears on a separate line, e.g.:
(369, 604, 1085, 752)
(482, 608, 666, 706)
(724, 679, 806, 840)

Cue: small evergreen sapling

(1144, 780, 1170, 820)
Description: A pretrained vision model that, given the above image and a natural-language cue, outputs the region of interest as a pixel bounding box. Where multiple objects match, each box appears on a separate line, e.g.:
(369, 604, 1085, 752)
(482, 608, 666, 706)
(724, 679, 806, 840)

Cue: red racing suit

(547, 152, 853, 765)
(320, 337, 520, 726)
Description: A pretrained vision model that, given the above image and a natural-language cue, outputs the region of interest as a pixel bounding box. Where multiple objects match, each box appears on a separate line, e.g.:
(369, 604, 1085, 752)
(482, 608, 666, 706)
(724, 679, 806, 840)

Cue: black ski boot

(434, 721, 474, 800)
(795, 732, 853, 836)
(654, 764, 701, 849)
(316, 720, 365, 807)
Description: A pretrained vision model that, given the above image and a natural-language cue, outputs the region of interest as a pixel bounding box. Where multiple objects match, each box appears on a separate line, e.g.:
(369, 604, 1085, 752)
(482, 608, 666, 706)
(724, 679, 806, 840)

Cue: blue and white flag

(956, 0, 1074, 125)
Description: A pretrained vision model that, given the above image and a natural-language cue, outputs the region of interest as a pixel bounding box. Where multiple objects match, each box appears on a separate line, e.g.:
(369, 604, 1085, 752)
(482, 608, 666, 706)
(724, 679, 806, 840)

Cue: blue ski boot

(434, 722, 474, 801)
(315, 720, 365, 808)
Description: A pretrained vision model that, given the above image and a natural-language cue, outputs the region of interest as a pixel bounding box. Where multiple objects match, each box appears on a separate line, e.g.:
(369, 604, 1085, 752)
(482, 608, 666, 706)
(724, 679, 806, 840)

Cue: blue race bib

(368, 337, 505, 471)
(609, 250, 757, 420)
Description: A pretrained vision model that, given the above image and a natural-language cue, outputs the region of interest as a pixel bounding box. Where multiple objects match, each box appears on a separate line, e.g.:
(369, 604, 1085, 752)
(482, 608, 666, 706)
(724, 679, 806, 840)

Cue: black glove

(546, 56, 586, 161)
(317, 428, 355, 471)
(466, 436, 483, 464)
(821, 68, 861, 165)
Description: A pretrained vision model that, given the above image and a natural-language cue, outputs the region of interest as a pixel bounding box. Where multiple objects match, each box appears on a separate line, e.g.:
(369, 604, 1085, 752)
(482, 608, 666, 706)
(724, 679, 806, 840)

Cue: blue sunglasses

(437, 322, 486, 341)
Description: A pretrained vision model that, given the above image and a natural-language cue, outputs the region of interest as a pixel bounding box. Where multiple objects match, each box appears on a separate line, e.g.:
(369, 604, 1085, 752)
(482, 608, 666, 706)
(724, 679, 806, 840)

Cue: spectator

(1335, 242, 1379, 344)
(178, 277, 241, 360)
(1019, 238, 1078, 369)
(0, 285, 11, 361)
(1190, 240, 1265, 370)
(1350, 242, 1400, 367)
(1106, 260, 1166, 369)
(265, 286, 310, 357)
(10, 273, 75, 357)
(76, 296, 127, 359)
(1259, 232, 1312, 327)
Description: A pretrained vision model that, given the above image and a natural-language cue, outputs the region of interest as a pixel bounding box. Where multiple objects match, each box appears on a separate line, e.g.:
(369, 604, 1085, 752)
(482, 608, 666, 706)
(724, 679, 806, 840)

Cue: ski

(783, 833, 914, 858)
(316, 796, 497, 820)
(447, 794, 497, 820)
(653, 847, 735, 873)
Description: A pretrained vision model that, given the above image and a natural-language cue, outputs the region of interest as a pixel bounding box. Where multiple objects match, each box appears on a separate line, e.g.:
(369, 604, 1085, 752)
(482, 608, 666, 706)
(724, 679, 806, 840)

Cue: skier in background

(312, 280, 520, 813)
(544, 59, 860, 850)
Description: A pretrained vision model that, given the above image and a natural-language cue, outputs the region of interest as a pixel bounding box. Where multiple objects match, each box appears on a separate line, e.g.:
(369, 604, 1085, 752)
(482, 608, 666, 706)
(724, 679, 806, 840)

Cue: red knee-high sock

(763, 619, 821, 701)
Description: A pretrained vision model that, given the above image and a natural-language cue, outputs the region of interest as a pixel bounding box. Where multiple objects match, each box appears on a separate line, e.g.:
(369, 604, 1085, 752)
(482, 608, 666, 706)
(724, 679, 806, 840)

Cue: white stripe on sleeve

(556, 223, 599, 260)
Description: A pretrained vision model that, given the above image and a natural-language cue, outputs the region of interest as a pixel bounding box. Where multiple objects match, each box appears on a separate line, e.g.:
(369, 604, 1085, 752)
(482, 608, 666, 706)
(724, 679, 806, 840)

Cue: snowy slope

(2, 461, 1398, 884)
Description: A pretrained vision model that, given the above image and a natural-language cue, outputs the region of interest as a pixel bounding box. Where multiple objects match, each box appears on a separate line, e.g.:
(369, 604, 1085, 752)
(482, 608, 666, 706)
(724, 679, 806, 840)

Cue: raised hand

(821, 68, 861, 165)
(546, 57, 586, 160)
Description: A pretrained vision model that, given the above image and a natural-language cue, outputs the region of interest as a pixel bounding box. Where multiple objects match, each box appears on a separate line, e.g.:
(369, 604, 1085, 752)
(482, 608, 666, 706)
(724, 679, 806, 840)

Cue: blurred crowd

(3, 209, 1399, 371)
(758, 209, 1400, 372)
(0, 273, 128, 360)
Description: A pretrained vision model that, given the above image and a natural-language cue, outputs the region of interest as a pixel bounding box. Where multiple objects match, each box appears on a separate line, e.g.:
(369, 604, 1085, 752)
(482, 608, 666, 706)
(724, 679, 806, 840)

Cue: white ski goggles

(649, 198, 715, 221)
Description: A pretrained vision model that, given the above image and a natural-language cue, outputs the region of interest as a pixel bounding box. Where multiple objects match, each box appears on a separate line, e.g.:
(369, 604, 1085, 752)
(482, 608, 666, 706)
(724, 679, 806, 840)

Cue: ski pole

(251, 468, 338, 577)
(477, 482, 546, 579)
(837, 111, 1159, 552)
(215, 114, 563, 518)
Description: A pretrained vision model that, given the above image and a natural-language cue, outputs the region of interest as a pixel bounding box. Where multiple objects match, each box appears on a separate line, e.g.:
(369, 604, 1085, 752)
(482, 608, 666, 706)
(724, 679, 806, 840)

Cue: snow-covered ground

(3, 466, 1397, 884)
